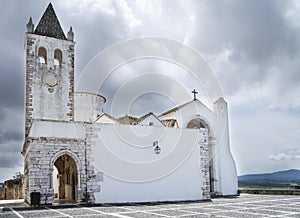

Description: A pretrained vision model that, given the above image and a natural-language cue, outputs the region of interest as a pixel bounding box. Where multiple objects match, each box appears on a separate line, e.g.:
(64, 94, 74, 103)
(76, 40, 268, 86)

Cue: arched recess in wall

(186, 118, 207, 129)
(49, 150, 81, 202)
(38, 46, 47, 64)
(54, 154, 78, 201)
(54, 49, 62, 68)
(185, 116, 213, 136)
(186, 116, 216, 194)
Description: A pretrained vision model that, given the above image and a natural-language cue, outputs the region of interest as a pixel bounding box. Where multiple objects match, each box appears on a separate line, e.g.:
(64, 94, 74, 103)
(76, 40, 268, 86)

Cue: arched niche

(186, 116, 216, 194)
(50, 150, 82, 203)
(53, 154, 78, 202)
(38, 46, 47, 64)
(54, 49, 62, 68)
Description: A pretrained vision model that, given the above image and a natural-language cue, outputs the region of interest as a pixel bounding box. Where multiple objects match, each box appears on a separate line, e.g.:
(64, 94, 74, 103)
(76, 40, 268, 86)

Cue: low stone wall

(0, 178, 23, 200)
(239, 189, 300, 195)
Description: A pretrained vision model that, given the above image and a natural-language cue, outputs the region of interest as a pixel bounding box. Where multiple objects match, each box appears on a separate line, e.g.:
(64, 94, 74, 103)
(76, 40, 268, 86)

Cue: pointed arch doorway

(53, 154, 78, 203)
(186, 117, 216, 194)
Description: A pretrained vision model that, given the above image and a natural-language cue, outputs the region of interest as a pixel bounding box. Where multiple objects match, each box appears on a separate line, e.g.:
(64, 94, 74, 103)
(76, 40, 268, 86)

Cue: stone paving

(1, 194, 300, 217)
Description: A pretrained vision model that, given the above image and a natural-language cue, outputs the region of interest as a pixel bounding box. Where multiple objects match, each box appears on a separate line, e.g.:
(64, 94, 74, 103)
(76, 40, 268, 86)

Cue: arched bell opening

(38, 46, 47, 64)
(54, 49, 62, 68)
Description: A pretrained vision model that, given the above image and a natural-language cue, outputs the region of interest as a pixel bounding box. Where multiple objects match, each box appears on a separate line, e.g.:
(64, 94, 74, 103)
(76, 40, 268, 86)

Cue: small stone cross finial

(192, 89, 198, 100)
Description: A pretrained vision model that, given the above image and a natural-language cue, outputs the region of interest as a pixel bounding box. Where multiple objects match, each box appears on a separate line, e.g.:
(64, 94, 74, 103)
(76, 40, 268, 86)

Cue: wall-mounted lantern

(153, 141, 161, 154)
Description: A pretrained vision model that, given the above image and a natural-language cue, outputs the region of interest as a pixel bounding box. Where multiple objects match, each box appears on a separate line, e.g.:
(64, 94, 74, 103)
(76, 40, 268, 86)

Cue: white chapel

(22, 3, 238, 205)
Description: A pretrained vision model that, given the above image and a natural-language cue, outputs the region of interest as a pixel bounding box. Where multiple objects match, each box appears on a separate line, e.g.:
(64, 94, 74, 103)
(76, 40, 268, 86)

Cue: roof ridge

(95, 113, 117, 122)
(158, 100, 194, 117)
(117, 114, 138, 120)
(134, 112, 154, 124)
(134, 112, 165, 126)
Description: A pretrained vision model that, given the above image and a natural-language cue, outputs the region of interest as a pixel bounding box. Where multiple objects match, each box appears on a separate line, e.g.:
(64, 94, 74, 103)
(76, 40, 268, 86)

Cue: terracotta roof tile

(161, 119, 178, 128)
(133, 112, 165, 126)
(95, 113, 117, 123)
(117, 115, 138, 125)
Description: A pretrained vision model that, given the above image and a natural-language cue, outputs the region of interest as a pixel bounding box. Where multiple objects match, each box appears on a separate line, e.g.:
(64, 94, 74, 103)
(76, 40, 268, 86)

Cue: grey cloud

(0, 107, 24, 171)
(268, 149, 300, 161)
(192, 0, 298, 61)
(186, 0, 300, 103)
(56, 1, 136, 74)
(230, 103, 300, 175)
(0, 146, 23, 168)
(268, 153, 300, 161)
(0, 63, 23, 108)
(0, 141, 23, 156)
(128, 93, 176, 117)
(0, 131, 23, 144)
(0, 1, 46, 109)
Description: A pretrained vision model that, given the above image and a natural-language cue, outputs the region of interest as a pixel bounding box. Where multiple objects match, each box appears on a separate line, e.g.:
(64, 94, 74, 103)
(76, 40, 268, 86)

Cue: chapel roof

(95, 113, 118, 123)
(161, 119, 178, 128)
(34, 3, 67, 40)
(159, 99, 213, 118)
(158, 100, 193, 117)
(117, 115, 138, 125)
(133, 112, 165, 126)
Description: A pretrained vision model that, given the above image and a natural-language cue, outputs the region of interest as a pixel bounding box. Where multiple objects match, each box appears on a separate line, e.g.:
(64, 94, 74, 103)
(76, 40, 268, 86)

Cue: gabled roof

(117, 115, 138, 125)
(159, 99, 212, 118)
(34, 3, 67, 40)
(133, 112, 165, 126)
(159, 100, 194, 117)
(161, 119, 178, 128)
(95, 113, 118, 123)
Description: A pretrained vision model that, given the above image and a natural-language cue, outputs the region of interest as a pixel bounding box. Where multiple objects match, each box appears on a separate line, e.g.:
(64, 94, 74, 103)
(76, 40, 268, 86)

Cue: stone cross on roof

(192, 89, 198, 100)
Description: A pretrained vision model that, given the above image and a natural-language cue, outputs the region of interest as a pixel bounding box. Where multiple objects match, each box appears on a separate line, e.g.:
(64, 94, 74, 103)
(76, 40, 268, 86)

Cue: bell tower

(24, 3, 75, 136)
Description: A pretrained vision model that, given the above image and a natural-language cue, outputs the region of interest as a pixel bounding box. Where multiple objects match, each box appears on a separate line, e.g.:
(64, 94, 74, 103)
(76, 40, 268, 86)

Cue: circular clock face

(43, 73, 58, 87)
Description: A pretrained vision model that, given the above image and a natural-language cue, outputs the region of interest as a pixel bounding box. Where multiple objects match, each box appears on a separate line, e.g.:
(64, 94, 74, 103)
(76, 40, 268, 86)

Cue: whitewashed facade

(22, 3, 238, 205)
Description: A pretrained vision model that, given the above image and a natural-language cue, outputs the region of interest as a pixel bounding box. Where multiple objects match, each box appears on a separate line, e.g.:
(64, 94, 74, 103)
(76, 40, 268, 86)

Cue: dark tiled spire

(34, 3, 67, 40)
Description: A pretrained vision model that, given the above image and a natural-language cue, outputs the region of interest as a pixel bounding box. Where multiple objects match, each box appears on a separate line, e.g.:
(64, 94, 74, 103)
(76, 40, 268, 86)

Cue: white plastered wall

(213, 98, 238, 195)
(158, 99, 238, 196)
(90, 124, 208, 203)
(74, 92, 105, 122)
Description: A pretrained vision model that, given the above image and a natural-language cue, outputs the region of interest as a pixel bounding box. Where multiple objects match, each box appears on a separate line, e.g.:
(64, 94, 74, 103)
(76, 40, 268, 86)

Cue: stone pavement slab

(0, 194, 299, 217)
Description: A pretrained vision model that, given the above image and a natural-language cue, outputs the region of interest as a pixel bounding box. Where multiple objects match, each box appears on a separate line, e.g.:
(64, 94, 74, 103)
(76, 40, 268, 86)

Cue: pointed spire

(67, 26, 74, 41)
(34, 3, 67, 40)
(26, 17, 34, 33)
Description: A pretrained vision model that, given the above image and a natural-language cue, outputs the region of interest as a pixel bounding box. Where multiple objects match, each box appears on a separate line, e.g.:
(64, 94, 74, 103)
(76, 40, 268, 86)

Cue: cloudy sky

(0, 0, 300, 182)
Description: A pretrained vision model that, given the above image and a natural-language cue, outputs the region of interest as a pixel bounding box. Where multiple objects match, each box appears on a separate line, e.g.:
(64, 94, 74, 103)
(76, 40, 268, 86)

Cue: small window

(149, 122, 153, 126)
(54, 49, 62, 68)
(38, 47, 47, 64)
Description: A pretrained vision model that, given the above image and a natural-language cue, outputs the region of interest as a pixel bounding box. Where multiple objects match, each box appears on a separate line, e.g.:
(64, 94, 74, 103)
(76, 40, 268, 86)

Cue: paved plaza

(1, 194, 300, 217)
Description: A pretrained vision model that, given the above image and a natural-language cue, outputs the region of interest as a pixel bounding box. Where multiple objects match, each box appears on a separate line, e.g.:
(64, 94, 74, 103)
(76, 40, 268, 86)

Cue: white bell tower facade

(24, 3, 75, 136)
